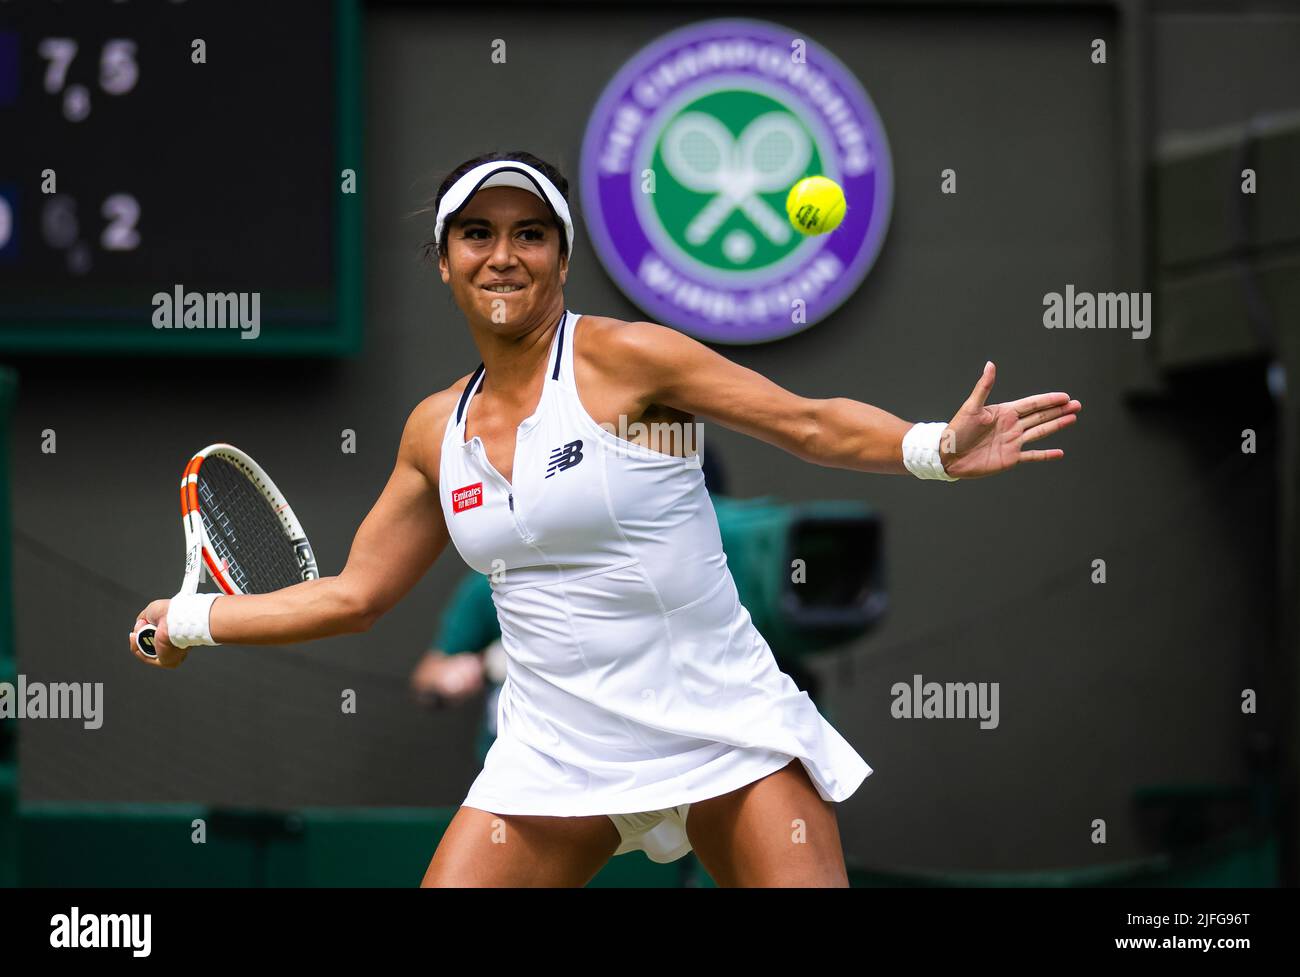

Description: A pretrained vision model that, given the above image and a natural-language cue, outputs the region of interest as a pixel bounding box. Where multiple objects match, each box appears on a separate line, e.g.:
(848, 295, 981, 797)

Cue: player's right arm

(328, 390, 455, 631)
(195, 385, 463, 646)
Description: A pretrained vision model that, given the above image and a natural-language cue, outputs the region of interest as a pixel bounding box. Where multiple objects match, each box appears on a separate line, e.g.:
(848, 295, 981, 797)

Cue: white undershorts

(608, 804, 692, 864)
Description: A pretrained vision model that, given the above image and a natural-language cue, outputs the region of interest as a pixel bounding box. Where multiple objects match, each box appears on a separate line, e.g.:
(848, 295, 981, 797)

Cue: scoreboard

(0, 0, 362, 355)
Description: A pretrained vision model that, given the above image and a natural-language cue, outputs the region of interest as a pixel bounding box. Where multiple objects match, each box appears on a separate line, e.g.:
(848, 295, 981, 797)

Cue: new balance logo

(545, 440, 584, 478)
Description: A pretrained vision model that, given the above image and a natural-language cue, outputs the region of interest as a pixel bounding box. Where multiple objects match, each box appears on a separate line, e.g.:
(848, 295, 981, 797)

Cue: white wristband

(167, 593, 221, 648)
(902, 422, 958, 481)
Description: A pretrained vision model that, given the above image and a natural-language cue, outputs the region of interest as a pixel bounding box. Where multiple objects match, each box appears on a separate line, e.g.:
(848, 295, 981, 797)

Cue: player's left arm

(606, 320, 1082, 479)
(602, 319, 912, 475)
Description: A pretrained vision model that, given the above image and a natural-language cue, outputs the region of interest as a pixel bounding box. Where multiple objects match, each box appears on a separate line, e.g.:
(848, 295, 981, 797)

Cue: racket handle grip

(134, 623, 159, 659)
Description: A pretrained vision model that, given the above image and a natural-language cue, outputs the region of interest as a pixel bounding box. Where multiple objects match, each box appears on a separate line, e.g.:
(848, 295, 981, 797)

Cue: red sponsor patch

(452, 482, 484, 513)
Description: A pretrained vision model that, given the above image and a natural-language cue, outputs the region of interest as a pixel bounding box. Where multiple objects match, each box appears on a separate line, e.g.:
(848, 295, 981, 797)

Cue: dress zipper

(479, 452, 531, 542)
(506, 490, 532, 542)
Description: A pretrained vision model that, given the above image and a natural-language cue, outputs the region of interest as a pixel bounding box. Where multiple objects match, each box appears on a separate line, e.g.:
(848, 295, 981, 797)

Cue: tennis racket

(134, 443, 319, 658)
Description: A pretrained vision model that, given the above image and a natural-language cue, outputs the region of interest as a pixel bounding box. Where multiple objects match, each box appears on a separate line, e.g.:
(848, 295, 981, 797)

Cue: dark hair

(420, 150, 571, 264)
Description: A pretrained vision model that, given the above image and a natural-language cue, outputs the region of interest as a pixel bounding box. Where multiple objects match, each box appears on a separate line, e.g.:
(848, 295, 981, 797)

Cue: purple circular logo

(580, 18, 893, 344)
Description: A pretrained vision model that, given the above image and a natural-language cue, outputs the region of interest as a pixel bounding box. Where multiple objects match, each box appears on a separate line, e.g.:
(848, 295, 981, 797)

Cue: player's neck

(470, 303, 564, 393)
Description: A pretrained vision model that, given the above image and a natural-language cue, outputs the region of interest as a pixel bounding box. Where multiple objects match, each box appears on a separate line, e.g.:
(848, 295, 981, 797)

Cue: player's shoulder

(402, 371, 479, 480)
(573, 314, 669, 370)
(575, 313, 640, 344)
(410, 371, 476, 428)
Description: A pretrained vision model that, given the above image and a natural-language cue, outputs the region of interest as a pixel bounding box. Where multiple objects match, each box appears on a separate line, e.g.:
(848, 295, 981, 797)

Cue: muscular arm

(206, 395, 453, 644)
(595, 319, 914, 475)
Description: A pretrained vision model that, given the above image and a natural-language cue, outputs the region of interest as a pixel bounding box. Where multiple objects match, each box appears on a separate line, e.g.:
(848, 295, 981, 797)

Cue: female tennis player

(129, 151, 1080, 887)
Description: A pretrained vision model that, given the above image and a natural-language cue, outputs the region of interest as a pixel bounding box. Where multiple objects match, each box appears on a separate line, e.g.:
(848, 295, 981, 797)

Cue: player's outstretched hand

(939, 362, 1081, 479)
(129, 599, 188, 669)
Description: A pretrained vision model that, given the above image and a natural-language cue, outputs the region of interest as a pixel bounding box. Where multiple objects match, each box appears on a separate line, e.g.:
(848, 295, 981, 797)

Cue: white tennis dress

(438, 309, 872, 862)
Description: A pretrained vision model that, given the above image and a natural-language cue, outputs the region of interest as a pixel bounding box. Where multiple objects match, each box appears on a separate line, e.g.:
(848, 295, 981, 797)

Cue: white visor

(433, 160, 575, 262)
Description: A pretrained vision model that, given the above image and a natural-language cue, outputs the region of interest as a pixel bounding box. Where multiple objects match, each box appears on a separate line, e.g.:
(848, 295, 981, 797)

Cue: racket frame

(136, 443, 317, 658)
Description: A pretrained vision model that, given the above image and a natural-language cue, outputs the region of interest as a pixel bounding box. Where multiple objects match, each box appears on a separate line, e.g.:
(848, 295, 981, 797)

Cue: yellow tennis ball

(786, 176, 847, 235)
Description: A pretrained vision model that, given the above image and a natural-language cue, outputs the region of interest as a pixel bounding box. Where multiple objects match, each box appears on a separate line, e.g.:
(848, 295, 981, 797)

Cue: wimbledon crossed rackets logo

(581, 18, 893, 344)
(663, 111, 810, 251)
(640, 92, 825, 274)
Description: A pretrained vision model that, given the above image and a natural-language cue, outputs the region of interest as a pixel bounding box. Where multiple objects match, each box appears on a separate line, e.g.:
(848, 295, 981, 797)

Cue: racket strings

(681, 129, 723, 175)
(197, 457, 306, 593)
(753, 129, 796, 174)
